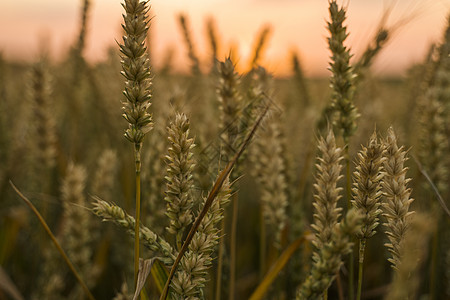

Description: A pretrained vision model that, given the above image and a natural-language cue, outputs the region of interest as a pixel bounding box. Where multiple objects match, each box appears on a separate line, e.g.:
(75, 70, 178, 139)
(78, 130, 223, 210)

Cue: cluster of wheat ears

(0, 0, 449, 299)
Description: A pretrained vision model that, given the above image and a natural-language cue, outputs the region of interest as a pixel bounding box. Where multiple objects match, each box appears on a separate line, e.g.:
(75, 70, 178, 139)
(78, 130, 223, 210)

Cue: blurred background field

(0, 0, 449, 299)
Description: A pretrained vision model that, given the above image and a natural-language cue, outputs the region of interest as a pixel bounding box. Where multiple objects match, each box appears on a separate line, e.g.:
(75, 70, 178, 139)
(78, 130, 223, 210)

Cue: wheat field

(0, 0, 449, 299)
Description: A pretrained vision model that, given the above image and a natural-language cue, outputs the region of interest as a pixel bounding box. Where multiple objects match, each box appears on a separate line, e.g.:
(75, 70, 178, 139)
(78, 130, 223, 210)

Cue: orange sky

(1, 0, 449, 76)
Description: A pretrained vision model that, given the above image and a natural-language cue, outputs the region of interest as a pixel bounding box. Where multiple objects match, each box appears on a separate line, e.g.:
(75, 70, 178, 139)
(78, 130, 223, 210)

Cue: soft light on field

(0, 0, 449, 76)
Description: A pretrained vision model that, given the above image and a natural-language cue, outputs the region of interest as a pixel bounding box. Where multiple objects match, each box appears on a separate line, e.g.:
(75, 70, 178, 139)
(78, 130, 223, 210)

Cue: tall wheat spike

(327, 0, 359, 143)
(119, 0, 154, 285)
(164, 113, 195, 250)
(382, 127, 414, 269)
(351, 131, 384, 300)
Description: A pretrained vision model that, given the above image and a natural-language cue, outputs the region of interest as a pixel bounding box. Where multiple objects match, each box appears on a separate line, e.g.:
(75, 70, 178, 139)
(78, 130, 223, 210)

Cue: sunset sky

(1, 0, 449, 76)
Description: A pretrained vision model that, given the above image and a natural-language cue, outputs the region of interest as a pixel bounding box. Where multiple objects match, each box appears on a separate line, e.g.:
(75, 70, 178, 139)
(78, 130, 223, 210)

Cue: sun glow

(0, 0, 448, 76)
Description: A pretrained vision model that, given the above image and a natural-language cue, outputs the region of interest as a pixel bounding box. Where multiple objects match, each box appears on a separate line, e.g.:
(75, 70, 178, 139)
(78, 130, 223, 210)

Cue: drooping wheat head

(92, 198, 175, 265)
(354, 27, 389, 82)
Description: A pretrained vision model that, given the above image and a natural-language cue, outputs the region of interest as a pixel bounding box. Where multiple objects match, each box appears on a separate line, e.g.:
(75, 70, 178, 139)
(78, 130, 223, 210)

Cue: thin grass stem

(10, 181, 96, 300)
(215, 218, 226, 300)
(134, 145, 142, 290)
(260, 205, 266, 279)
(229, 193, 238, 300)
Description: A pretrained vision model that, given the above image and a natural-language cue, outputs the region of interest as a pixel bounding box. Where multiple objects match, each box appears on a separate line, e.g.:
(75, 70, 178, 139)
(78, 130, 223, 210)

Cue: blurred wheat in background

(0, 0, 449, 299)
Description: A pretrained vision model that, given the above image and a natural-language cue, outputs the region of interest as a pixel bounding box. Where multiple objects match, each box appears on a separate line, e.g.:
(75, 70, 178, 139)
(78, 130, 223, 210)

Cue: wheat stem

(260, 205, 267, 279)
(215, 217, 226, 300)
(134, 145, 142, 289)
(356, 239, 366, 300)
(229, 193, 238, 300)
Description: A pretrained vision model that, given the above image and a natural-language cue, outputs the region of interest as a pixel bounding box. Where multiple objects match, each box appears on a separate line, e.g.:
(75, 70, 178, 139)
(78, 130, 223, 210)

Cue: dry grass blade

(249, 232, 313, 300)
(412, 155, 450, 218)
(159, 104, 270, 300)
(9, 181, 96, 300)
(133, 258, 154, 300)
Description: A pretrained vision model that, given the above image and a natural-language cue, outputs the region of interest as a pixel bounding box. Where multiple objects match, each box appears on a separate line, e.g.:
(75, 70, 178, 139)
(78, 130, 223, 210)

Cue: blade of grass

(159, 105, 270, 300)
(9, 181, 96, 300)
(151, 259, 169, 294)
(249, 232, 313, 300)
(133, 258, 156, 300)
(412, 155, 450, 217)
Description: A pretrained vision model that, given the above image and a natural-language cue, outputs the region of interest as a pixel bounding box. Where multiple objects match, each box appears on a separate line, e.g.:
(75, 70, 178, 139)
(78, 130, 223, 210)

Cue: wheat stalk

(119, 0, 153, 286)
(351, 131, 384, 300)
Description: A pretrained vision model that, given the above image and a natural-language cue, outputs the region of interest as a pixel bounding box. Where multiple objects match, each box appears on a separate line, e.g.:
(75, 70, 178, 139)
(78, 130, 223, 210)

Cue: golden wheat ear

(381, 127, 414, 270)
